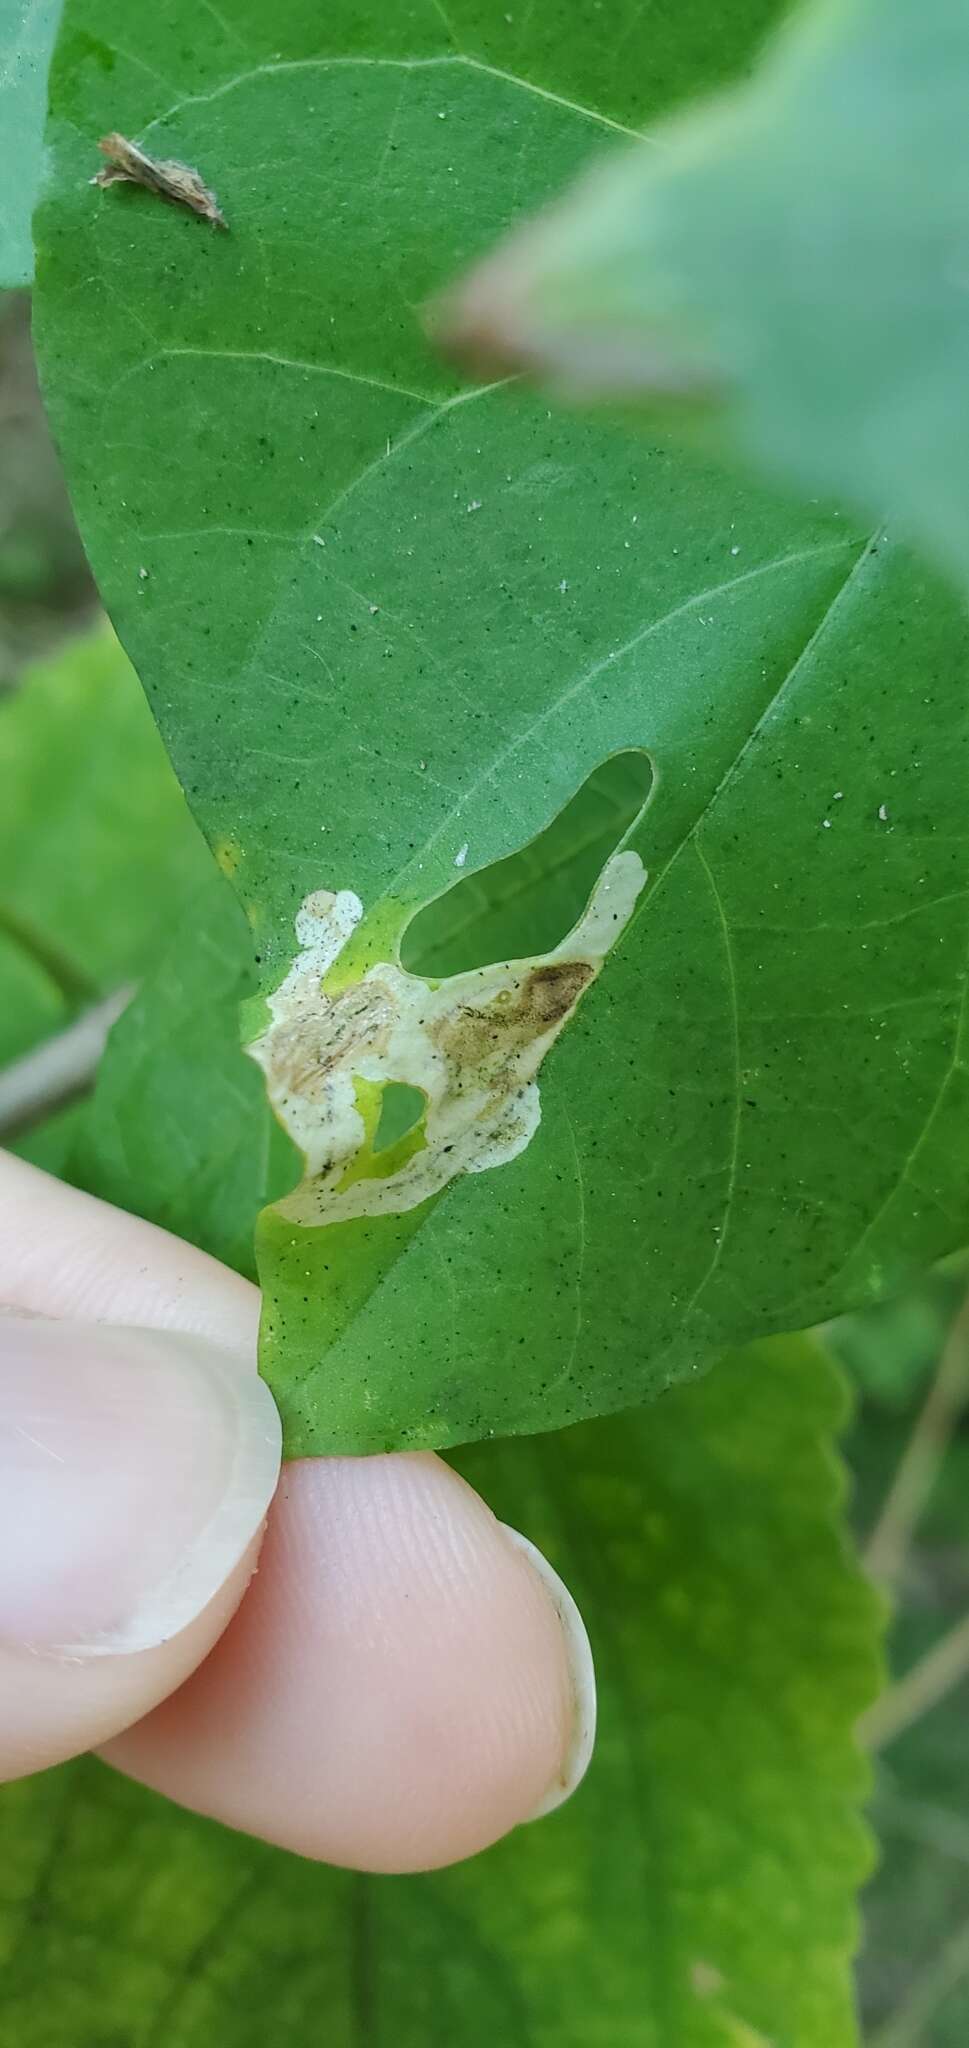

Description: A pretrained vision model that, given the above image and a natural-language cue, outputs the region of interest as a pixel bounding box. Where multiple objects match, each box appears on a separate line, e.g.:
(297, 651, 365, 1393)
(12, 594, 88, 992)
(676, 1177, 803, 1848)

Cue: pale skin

(0, 1152, 593, 1874)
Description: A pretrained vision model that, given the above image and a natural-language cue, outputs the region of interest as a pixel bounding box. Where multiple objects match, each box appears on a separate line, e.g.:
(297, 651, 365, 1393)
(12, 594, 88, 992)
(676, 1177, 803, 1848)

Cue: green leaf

(0, 618, 226, 1182)
(0, 617, 294, 1251)
(34, 3, 969, 1456)
(440, 0, 969, 595)
(0, 1333, 880, 2048)
(74, 863, 298, 1276)
(0, 0, 61, 287)
(0, 616, 212, 996)
(0, 919, 81, 1173)
(0, 926, 66, 1064)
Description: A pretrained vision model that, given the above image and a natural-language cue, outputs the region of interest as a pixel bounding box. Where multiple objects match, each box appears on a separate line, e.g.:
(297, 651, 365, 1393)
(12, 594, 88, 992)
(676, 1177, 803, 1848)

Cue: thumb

(0, 1313, 280, 1780)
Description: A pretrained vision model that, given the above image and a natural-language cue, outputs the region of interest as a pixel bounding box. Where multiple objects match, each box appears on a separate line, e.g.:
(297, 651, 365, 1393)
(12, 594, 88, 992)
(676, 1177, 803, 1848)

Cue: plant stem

(0, 985, 133, 1137)
(864, 1287, 969, 1590)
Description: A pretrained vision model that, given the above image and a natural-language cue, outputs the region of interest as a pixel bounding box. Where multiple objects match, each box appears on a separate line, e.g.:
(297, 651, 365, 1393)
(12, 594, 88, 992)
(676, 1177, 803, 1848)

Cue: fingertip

(105, 1450, 595, 1871)
(0, 1318, 279, 1780)
(498, 1522, 597, 1821)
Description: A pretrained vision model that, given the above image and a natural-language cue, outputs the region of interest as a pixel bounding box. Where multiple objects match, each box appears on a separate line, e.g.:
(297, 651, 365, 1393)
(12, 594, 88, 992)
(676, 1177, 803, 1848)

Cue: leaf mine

(249, 850, 646, 1228)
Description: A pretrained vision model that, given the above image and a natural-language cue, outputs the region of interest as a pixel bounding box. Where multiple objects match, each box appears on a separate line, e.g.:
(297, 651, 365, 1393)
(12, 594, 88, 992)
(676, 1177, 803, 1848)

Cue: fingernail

(0, 1317, 281, 1657)
(500, 1523, 597, 1819)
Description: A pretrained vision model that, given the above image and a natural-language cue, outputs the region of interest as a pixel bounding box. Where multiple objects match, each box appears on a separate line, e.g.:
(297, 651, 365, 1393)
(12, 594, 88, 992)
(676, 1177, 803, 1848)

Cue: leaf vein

(109, 345, 438, 409)
(683, 837, 742, 1319)
(139, 52, 641, 145)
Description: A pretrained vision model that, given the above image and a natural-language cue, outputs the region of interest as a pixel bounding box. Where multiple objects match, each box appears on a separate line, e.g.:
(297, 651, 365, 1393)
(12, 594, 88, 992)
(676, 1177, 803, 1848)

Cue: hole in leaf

(401, 749, 652, 978)
(374, 1079, 427, 1154)
(336, 1076, 428, 1192)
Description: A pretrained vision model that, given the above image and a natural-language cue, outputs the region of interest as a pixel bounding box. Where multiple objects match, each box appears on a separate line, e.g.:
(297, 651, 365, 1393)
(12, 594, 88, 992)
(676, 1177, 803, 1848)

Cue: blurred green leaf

(441, 0, 969, 595)
(0, 1332, 879, 2048)
(0, 924, 65, 1063)
(0, 0, 61, 287)
(0, 618, 298, 1252)
(0, 918, 81, 1170)
(0, 619, 224, 1183)
(74, 864, 297, 1276)
(0, 617, 212, 995)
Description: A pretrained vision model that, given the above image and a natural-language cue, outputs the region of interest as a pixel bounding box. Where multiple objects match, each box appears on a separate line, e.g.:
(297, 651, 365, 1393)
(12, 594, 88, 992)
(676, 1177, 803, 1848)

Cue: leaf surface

(0, 1332, 879, 2048)
(33, 1, 969, 1453)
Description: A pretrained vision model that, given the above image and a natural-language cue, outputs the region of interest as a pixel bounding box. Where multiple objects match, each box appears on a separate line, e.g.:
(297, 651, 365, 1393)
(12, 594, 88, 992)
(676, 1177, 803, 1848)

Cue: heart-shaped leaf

(33, 1, 969, 1453)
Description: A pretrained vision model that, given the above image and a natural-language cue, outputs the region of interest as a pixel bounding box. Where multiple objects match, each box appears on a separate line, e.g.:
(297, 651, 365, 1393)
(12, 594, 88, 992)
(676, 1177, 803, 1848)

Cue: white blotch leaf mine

(250, 852, 646, 1227)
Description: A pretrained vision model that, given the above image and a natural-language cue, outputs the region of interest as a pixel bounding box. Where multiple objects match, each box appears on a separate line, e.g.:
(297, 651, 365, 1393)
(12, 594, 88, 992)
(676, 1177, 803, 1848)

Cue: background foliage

(0, 1327, 877, 2048)
(448, 0, 969, 596)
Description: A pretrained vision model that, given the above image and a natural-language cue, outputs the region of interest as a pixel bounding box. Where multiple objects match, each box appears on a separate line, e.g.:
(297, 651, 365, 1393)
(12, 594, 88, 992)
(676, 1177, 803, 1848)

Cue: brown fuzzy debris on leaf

(92, 133, 228, 229)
